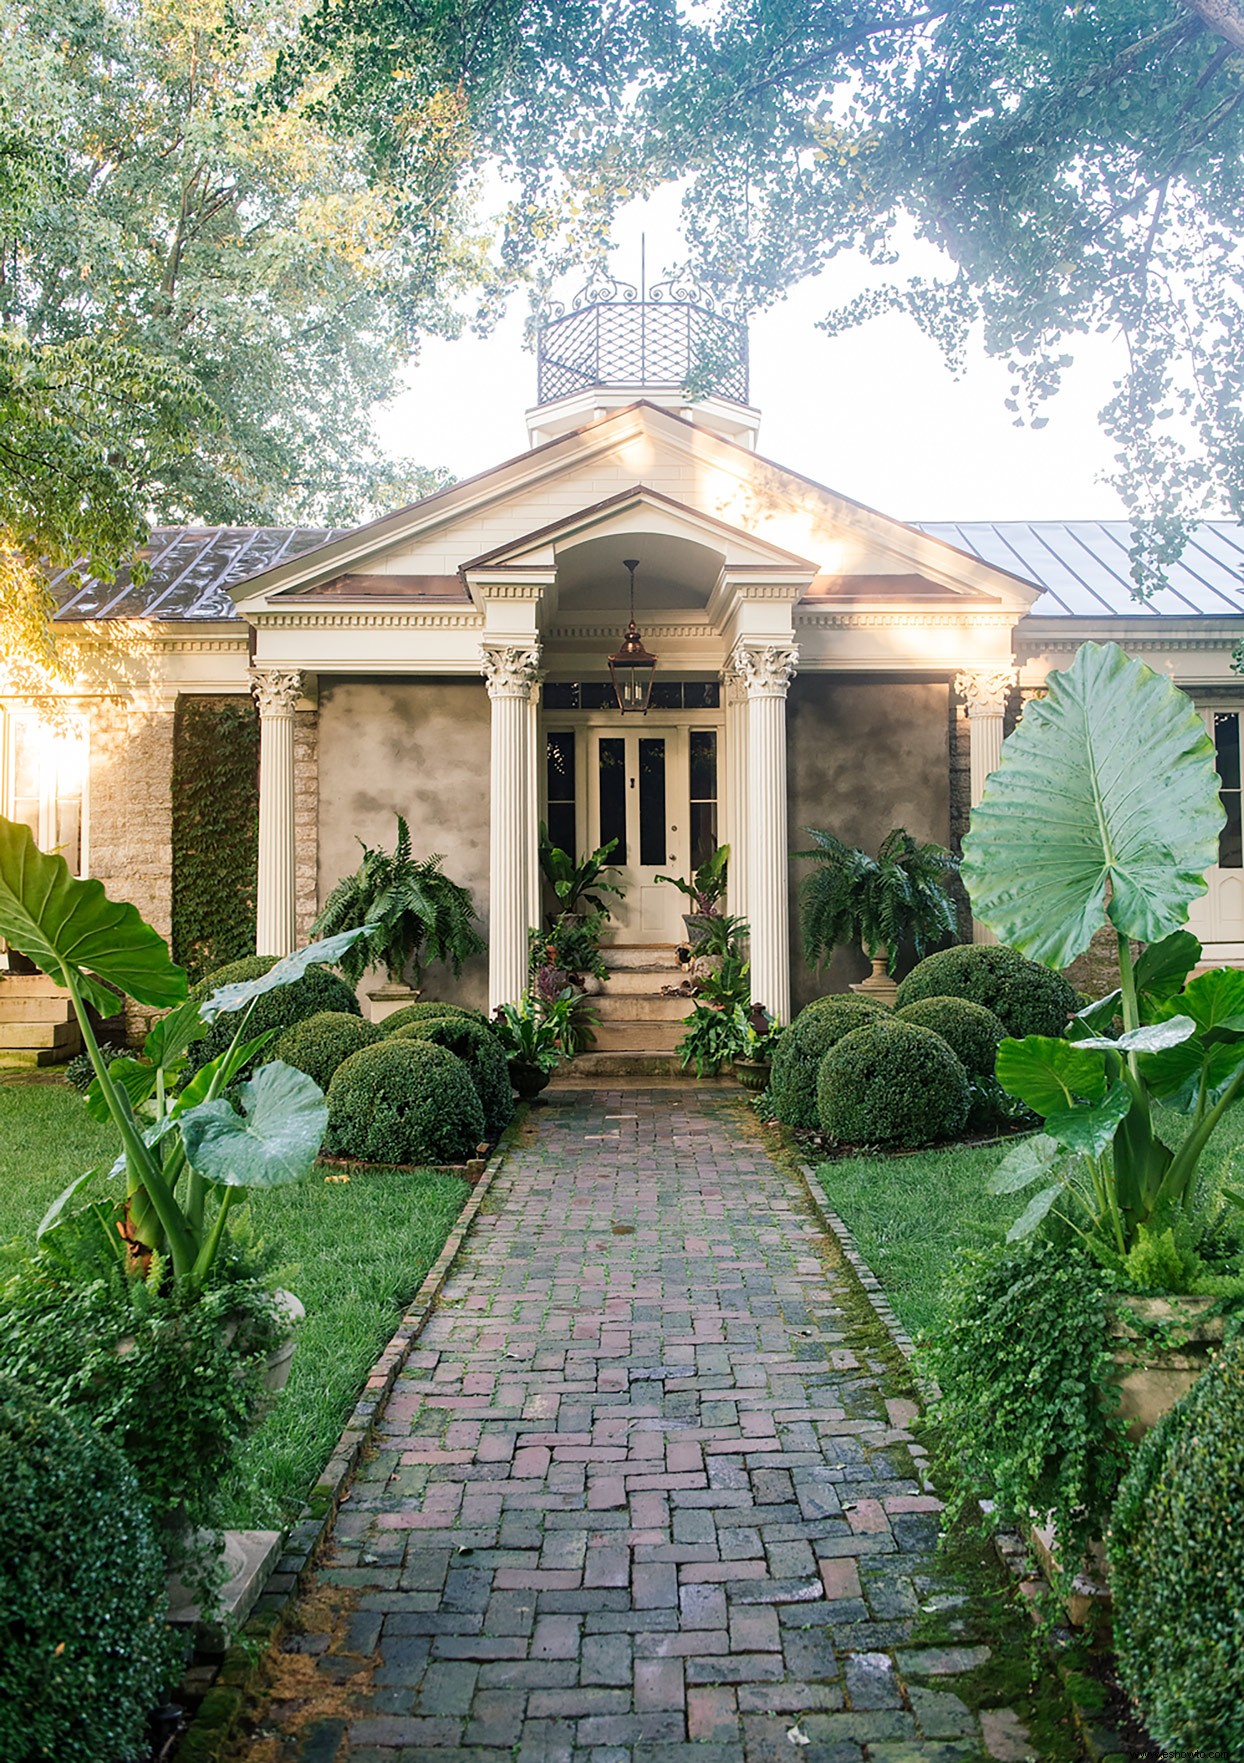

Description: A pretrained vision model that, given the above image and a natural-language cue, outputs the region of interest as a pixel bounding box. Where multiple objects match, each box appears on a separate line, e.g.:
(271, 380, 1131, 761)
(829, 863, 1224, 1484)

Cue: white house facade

(4, 284, 1244, 1061)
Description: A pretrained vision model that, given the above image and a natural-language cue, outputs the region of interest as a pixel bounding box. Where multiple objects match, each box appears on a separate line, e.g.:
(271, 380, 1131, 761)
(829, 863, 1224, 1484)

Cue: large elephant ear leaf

(198, 927, 373, 1023)
(0, 816, 186, 1014)
(961, 643, 1223, 968)
(177, 1061, 328, 1187)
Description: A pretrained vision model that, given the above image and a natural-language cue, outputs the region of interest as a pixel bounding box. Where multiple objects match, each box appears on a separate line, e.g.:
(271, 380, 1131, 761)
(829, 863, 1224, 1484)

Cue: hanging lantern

(608, 558, 658, 714)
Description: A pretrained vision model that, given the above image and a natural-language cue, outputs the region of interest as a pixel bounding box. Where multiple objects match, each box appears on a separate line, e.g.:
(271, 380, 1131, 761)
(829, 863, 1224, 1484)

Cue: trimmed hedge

(188, 954, 361, 1076)
(895, 995, 1005, 1078)
(816, 1017, 970, 1147)
(895, 943, 1077, 1040)
(326, 1038, 484, 1164)
(379, 1000, 489, 1037)
(272, 1010, 383, 1092)
(768, 995, 891, 1129)
(0, 1379, 172, 1763)
(391, 1015, 512, 1138)
(1109, 1335, 1244, 1756)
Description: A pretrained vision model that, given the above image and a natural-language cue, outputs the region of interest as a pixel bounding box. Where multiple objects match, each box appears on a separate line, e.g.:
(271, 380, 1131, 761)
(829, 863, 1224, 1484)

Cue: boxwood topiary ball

(188, 954, 361, 1076)
(816, 1018, 970, 1147)
(768, 995, 891, 1129)
(1108, 1336, 1244, 1754)
(390, 1015, 513, 1138)
(379, 1000, 490, 1037)
(272, 1010, 383, 1092)
(895, 995, 1006, 1078)
(326, 1038, 484, 1164)
(894, 943, 1077, 1040)
(0, 1378, 172, 1763)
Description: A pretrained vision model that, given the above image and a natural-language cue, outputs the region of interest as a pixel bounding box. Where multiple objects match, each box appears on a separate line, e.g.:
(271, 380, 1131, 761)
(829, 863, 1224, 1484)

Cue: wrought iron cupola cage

(533, 258, 749, 408)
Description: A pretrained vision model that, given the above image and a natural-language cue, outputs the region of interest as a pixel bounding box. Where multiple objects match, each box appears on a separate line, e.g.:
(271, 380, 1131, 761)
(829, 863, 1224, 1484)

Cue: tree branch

(1182, 0, 1244, 51)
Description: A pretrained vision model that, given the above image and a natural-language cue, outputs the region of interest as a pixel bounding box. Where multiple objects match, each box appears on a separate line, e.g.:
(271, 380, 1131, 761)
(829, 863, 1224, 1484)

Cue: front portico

(230, 399, 1035, 1024)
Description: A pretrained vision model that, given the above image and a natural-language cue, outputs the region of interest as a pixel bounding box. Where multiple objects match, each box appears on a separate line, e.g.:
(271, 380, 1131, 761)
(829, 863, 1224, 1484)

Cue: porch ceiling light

(608, 558, 658, 715)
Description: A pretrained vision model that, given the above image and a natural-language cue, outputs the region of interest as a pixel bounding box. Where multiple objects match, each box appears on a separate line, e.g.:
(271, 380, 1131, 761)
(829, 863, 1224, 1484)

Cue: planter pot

(263, 1289, 305, 1394)
(733, 1058, 771, 1093)
(1109, 1293, 1226, 1441)
(366, 981, 421, 1024)
(580, 973, 603, 996)
(509, 1058, 554, 1101)
(849, 951, 899, 1007)
(683, 913, 719, 947)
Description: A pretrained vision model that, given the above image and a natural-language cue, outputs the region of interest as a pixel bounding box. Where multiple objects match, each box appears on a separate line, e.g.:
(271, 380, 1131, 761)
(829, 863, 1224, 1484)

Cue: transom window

(541, 680, 720, 711)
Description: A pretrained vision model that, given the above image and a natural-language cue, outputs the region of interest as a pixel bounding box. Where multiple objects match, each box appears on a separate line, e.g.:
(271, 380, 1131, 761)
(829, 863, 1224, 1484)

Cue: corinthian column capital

(955, 667, 1017, 717)
(481, 642, 543, 699)
(731, 640, 799, 699)
(250, 667, 303, 717)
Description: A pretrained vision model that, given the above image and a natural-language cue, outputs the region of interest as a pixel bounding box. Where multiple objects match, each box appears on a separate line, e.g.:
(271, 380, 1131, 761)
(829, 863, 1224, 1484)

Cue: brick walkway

(236, 1085, 1064, 1763)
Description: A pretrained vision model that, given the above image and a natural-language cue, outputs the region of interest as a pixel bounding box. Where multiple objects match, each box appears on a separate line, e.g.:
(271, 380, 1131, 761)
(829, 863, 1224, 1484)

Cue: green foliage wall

(171, 695, 260, 982)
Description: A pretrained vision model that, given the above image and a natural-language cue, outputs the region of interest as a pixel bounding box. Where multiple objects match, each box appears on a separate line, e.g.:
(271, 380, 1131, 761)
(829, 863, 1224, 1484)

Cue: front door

(588, 726, 688, 942)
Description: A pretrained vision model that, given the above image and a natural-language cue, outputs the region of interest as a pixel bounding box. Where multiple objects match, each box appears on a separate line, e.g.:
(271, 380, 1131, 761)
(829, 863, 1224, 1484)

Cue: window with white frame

(1212, 710, 1243, 870)
(1, 710, 88, 874)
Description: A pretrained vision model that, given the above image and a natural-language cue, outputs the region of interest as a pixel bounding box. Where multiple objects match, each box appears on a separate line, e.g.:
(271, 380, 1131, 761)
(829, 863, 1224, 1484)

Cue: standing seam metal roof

(46, 519, 1244, 622)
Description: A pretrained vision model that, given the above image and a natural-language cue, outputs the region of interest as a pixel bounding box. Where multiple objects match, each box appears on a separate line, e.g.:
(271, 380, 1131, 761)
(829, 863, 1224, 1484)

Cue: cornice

(549, 622, 714, 641)
(796, 610, 1018, 630)
(251, 610, 484, 630)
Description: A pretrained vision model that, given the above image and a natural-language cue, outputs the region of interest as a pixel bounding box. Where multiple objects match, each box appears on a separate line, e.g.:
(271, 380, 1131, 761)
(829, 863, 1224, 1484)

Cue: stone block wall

(87, 697, 176, 1039)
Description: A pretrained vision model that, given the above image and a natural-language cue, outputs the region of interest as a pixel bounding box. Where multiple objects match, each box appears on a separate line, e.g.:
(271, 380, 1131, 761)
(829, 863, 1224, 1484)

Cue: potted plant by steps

(676, 920, 753, 1077)
(493, 995, 566, 1099)
(0, 814, 371, 1604)
(794, 827, 958, 1003)
(733, 1004, 785, 1092)
(312, 814, 485, 1020)
(533, 911, 609, 994)
(930, 642, 1244, 1608)
(538, 826, 625, 922)
(655, 843, 730, 945)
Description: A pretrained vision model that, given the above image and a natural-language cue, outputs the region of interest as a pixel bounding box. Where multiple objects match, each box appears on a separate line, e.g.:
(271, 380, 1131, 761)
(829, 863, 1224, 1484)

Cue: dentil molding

(250, 667, 304, 716)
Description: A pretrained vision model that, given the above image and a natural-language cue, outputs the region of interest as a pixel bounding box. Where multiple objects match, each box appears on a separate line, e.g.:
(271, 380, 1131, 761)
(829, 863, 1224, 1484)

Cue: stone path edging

(173, 1111, 526, 1763)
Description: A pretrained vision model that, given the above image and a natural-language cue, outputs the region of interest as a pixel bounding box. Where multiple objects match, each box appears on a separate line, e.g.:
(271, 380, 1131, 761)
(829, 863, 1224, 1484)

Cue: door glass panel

(10, 719, 42, 843)
(545, 731, 576, 855)
(638, 738, 666, 867)
(598, 737, 627, 861)
(689, 729, 718, 871)
(1216, 714, 1242, 868)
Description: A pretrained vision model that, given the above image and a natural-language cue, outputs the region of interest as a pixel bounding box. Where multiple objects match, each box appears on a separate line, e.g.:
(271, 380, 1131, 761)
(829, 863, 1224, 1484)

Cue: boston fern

(796, 826, 958, 973)
(313, 815, 484, 987)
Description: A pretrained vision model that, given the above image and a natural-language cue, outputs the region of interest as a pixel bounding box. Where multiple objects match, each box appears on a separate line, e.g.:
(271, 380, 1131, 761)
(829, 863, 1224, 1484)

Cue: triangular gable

(229, 400, 1038, 617)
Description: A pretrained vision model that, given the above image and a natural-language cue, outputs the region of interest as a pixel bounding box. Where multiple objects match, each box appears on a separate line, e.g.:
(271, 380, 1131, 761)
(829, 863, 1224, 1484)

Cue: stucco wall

(316, 677, 491, 1009)
(786, 676, 952, 1015)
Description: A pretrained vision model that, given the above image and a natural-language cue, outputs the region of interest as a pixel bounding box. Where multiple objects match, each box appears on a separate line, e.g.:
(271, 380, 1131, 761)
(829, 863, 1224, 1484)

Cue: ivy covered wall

(171, 695, 260, 982)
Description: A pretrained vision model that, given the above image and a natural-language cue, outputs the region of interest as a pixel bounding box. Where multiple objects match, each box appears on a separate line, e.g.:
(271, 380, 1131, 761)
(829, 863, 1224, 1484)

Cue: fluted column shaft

(722, 667, 749, 923)
(735, 642, 798, 1025)
(252, 668, 302, 958)
(956, 669, 1016, 945)
(483, 644, 542, 1011)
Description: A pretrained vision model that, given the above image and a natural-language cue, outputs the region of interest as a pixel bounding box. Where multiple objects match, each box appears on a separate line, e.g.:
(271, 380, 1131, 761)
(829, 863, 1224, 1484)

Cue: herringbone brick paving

(234, 1085, 1064, 1762)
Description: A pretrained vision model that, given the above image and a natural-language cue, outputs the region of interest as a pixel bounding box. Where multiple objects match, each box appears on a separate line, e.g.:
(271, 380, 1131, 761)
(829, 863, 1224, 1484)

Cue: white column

(721, 662, 749, 924)
(527, 671, 543, 930)
(482, 642, 542, 1011)
(251, 667, 303, 958)
(735, 640, 798, 1025)
(956, 668, 1017, 944)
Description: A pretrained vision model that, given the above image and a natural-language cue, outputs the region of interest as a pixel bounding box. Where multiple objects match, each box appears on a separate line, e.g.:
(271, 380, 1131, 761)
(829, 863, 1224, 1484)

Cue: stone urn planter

(849, 952, 899, 1007)
(262, 1289, 306, 1394)
(683, 913, 718, 947)
(733, 1058, 771, 1093)
(366, 981, 420, 1024)
(1109, 1293, 1226, 1441)
(508, 1058, 554, 1101)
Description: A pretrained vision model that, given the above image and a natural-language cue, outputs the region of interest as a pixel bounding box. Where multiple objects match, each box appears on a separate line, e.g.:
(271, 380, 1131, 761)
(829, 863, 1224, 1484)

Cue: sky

(375, 190, 1132, 523)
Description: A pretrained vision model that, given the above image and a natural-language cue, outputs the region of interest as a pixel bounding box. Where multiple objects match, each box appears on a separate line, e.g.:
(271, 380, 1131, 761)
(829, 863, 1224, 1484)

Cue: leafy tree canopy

(649, 0, 1244, 588)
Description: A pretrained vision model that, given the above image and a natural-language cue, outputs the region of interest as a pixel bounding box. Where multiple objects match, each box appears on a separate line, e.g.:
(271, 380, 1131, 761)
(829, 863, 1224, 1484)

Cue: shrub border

(172, 1106, 527, 1763)
(787, 1141, 1137, 1763)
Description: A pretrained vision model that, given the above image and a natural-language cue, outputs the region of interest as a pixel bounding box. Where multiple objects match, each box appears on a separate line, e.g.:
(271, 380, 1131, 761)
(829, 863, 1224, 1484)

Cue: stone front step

(599, 943, 681, 973)
(0, 995, 76, 1023)
(0, 973, 81, 1066)
(590, 1019, 685, 1053)
(567, 1050, 731, 1080)
(0, 974, 66, 998)
(0, 1019, 80, 1052)
(591, 992, 692, 1023)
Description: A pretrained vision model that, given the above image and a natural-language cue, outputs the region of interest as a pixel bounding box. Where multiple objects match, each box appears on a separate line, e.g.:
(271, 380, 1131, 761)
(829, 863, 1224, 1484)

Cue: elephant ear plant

(962, 642, 1244, 1285)
(0, 815, 369, 1285)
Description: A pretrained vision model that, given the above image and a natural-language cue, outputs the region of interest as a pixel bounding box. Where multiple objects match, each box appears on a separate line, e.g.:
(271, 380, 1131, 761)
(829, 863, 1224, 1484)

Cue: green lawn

(815, 1105, 1244, 1344)
(0, 1073, 468, 1529)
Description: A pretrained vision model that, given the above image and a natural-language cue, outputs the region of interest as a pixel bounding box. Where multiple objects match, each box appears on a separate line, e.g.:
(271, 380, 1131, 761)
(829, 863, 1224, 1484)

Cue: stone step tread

(599, 945, 682, 973)
(591, 1022, 685, 1052)
(0, 1021, 80, 1051)
(567, 1051, 731, 1080)
(0, 1046, 74, 1068)
(0, 975, 66, 998)
(593, 969, 688, 997)
(590, 994, 694, 1023)
(0, 998, 77, 1023)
